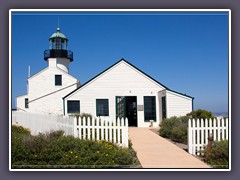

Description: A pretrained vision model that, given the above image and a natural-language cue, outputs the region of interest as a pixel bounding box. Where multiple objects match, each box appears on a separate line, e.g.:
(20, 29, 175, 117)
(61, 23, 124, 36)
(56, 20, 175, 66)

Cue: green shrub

(45, 130, 65, 139)
(187, 109, 213, 119)
(159, 116, 188, 144)
(12, 125, 30, 135)
(205, 140, 229, 168)
(12, 125, 31, 164)
(171, 123, 188, 144)
(159, 109, 213, 144)
(12, 126, 140, 169)
(71, 113, 93, 119)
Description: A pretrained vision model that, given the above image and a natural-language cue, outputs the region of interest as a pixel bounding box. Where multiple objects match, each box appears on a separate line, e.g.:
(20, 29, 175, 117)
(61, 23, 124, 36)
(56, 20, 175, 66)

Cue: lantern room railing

(44, 49, 73, 61)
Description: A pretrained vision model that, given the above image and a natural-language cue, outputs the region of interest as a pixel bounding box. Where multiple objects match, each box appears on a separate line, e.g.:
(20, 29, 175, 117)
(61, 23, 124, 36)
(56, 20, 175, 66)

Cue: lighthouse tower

(16, 27, 79, 115)
(44, 27, 73, 73)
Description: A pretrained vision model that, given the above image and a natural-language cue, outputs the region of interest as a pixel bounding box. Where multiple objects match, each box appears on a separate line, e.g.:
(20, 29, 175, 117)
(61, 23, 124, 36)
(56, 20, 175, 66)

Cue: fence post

(226, 118, 228, 140)
(83, 117, 86, 139)
(221, 118, 225, 140)
(188, 119, 193, 154)
(124, 117, 129, 148)
(73, 117, 78, 138)
(96, 117, 100, 141)
(113, 118, 116, 144)
(109, 119, 112, 143)
(87, 117, 90, 140)
(213, 118, 217, 141)
(117, 118, 121, 144)
(217, 117, 221, 141)
(92, 117, 95, 140)
(196, 119, 200, 155)
(200, 118, 204, 155)
(192, 119, 196, 155)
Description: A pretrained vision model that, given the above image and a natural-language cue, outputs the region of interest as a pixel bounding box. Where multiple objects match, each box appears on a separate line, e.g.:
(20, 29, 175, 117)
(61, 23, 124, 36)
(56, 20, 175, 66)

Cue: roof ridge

(63, 58, 193, 99)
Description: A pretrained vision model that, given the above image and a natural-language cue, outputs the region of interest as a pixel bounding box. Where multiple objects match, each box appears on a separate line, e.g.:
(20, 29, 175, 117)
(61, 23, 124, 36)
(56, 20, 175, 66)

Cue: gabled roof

(63, 58, 194, 99)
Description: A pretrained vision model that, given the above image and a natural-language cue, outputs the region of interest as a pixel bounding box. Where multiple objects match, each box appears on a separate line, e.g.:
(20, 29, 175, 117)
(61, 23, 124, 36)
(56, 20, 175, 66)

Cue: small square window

(55, 75, 62, 86)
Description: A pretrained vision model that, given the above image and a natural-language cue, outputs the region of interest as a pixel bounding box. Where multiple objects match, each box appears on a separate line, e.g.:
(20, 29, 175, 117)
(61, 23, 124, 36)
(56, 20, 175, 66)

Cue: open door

(116, 96, 137, 127)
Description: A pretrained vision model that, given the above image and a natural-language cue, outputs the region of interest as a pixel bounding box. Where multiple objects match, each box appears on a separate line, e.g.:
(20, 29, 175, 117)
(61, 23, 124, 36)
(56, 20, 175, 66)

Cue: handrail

(44, 49, 73, 61)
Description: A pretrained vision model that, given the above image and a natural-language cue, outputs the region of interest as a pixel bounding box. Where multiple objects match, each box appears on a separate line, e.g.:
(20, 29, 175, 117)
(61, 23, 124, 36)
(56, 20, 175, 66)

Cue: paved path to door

(129, 127, 210, 168)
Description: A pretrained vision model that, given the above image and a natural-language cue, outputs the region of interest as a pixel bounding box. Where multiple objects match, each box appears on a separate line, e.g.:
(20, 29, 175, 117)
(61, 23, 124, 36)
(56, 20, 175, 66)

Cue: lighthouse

(16, 27, 80, 114)
(44, 27, 73, 73)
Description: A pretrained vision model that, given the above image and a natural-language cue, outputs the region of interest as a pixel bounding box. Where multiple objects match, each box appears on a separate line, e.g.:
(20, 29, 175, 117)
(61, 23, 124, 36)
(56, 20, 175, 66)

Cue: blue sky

(11, 11, 229, 113)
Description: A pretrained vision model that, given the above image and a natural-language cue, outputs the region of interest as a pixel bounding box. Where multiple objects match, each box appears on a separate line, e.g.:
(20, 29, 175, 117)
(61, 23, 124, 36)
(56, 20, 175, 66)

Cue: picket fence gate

(188, 118, 228, 155)
(12, 111, 129, 148)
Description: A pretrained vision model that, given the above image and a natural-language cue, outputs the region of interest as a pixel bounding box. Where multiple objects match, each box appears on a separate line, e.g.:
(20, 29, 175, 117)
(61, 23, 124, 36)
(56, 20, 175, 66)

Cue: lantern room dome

(44, 27, 73, 62)
(49, 28, 68, 40)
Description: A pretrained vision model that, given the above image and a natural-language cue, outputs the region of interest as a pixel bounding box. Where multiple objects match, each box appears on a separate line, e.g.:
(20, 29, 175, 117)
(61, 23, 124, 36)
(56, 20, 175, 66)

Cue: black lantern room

(44, 28, 73, 61)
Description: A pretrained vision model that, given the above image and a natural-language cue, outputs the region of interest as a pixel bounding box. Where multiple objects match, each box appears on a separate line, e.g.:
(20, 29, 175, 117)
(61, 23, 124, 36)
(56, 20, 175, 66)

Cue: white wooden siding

(166, 90, 192, 118)
(17, 58, 79, 115)
(28, 66, 78, 101)
(29, 84, 78, 115)
(65, 61, 165, 127)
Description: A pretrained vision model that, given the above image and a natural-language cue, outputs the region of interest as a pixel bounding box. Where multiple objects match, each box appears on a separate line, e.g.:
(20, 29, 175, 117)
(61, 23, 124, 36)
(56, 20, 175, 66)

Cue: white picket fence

(73, 117, 128, 148)
(188, 118, 228, 155)
(11, 111, 129, 147)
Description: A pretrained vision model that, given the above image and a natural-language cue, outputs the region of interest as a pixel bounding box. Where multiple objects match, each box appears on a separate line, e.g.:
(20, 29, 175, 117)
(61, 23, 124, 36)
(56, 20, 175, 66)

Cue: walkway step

(129, 128, 210, 168)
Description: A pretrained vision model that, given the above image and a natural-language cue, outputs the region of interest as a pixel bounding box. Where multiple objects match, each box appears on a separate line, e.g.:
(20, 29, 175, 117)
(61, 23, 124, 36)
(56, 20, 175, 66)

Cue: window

(162, 96, 166, 119)
(56, 38, 61, 49)
(67, 100, 80, 114)
(144, 96, 156, 122)
(25, 98, 29, 108)
(55, 75, 62, 86)
(96, 99, 109, 116)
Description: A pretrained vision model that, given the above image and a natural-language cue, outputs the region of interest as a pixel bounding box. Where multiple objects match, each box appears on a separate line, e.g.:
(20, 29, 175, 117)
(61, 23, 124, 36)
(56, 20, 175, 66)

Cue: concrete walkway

(129, 127, 210, 168)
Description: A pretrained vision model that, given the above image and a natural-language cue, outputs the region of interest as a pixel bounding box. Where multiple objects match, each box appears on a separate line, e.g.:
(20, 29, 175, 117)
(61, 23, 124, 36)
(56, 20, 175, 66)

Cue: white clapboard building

(16, 28, 193, 127)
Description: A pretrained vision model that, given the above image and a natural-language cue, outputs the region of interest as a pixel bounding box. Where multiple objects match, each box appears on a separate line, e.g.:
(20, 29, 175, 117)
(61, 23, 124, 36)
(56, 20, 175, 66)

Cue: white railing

(74, 117, 128, 148)
(188, 118, 228, 155)
(11, 111, 129, 147)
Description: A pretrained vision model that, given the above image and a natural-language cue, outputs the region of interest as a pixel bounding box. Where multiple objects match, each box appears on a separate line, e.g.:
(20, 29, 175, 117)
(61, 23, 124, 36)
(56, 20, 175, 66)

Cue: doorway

(116, 96, 137, 127)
